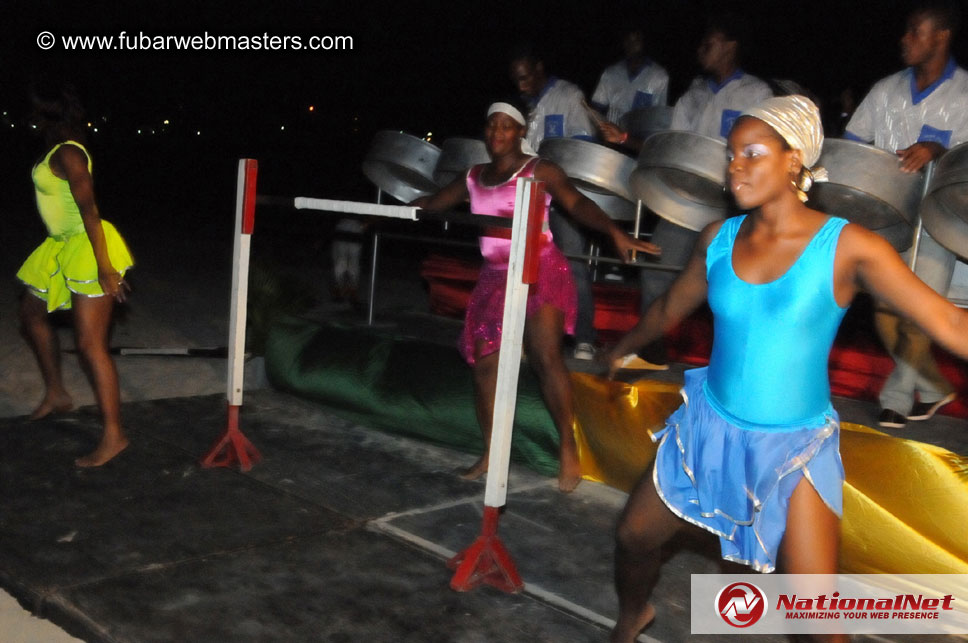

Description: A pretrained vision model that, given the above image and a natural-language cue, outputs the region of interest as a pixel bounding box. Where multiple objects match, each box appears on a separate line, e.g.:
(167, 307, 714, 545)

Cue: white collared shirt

(525, 77, 595, 151)
(670, 71, 773, 140)
(591, 59, 670, 123)
(845, 59, 968, 150)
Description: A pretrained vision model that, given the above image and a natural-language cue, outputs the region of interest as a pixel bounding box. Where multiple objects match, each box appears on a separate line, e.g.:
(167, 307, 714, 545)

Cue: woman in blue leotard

(606, 95, 968, 643)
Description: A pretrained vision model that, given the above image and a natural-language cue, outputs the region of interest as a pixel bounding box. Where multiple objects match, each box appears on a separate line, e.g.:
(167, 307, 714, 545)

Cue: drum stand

(907, 161, 935, 274)
(367, 188, 382, 326)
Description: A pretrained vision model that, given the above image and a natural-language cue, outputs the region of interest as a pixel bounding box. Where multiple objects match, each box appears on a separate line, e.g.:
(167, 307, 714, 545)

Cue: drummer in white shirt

(509, 45, 600, 360)
(636, 12, 772, 364)
(844, 0, 968, 429)
(509, 44, 595, 152)
(591, 28, 669, 134)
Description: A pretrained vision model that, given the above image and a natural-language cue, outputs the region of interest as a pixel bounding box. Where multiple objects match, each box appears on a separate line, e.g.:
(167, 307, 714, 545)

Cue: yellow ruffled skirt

(17, 220, 134, 312)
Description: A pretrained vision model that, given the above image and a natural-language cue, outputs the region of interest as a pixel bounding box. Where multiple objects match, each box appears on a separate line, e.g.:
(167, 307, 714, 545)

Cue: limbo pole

(200, 158, 263, 471)
(203, 166, 544, 591)
(449, 177, 544, 593)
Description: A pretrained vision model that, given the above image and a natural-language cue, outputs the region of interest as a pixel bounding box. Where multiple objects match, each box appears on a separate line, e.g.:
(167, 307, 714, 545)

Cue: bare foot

(75, 436, 129, 467)
(558, 470, 582, 493)
(610, 603, 655, 643)
(459, 456, 488, 480)
(558, 449, 582, 493)
(29, 392, 74, 420)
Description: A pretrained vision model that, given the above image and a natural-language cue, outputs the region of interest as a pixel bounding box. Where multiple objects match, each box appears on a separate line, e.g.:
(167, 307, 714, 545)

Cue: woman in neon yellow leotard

(17, 83, 134, 467)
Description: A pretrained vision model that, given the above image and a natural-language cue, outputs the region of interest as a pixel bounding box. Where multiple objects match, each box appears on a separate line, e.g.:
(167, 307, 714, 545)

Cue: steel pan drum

(576, 187, 637, 221)
(919, 142, 968, 259)
(629, 131, 730, 231)
(538, 138, 636, 201)
(807, 139, 922, 251)
(362, 131, 441, 203)
(619, 106, 674, 141)
(432, 137, 490, 187)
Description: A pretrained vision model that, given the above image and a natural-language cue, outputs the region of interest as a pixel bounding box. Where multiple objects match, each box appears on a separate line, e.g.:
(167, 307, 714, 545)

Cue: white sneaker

(614, 353, 670, 371)
(573, 342, 596, 360)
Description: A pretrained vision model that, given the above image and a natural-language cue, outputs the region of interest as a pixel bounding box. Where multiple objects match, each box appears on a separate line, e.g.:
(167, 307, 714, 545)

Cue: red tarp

(420, 253, 968, 420)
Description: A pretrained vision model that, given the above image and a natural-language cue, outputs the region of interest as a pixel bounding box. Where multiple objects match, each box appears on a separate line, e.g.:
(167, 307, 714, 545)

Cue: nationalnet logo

(716, 582, 768, 627)
(775, 590, 955, 621)
(693, 574, 968, 635)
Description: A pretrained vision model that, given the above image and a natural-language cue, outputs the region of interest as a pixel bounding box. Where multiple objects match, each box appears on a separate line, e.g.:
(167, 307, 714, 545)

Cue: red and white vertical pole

(449, 177, 545, 593)
(200, 159, 263, 471)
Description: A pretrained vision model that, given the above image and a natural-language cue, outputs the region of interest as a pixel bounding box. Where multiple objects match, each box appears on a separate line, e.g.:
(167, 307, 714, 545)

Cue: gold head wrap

(741, 95, 828, 202)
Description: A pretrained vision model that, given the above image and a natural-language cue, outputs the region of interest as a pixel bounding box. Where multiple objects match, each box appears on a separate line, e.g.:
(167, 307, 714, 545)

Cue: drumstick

(581, 99, 606, 128)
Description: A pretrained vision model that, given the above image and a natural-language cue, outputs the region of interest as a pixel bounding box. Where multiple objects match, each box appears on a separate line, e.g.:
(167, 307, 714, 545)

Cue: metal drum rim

(538, 137, 636, 201)
(367, 130, 442, 155)
(818, 138, 908, 164)
(362, 131, 442, 202)
(638, 130, 728, 159)
(811, 138, 924, 227)
(635, 131, 728, 183)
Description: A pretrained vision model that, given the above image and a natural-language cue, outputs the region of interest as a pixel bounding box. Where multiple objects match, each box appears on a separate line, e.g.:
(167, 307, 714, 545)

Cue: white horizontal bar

(293, 197, 418, 220)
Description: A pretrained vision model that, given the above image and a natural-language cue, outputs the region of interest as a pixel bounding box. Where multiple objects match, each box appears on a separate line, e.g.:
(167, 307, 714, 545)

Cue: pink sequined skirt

(460, 243, 577, 365)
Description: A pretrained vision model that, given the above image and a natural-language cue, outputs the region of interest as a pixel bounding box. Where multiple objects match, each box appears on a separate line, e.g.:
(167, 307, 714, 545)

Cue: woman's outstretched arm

(410, 176, 470, 211)
(604, 220, 719, 374)
(838, 223, 968, 360)
(534, 159, 660, 261)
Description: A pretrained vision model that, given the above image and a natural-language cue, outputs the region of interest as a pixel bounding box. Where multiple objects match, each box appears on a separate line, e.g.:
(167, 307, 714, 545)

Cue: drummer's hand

(599, 121, 628, 145)
(610, 229, 661, 263)
(409, 196, 430, 208)
(897, 142, 945, 173)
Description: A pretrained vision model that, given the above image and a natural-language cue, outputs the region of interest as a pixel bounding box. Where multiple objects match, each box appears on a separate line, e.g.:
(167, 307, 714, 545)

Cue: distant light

(137, 129, 142, 134)
(196, 131, 201, 136)
(151, 129, 156, 134)
(87, 122, 93, 127)
(308, 105, 315, 112)
(163, 119, 170, 125)
(30, 124, 36, 129)
(280, 125, 286, 131)
(93, 127, 98, 133)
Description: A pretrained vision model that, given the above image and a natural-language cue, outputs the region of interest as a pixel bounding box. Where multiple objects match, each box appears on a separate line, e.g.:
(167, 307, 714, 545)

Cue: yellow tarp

(571, 372, 968, 573)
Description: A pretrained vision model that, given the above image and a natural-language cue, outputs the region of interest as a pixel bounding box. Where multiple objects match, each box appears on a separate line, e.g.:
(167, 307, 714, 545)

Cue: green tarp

(264, 316, 561, 476)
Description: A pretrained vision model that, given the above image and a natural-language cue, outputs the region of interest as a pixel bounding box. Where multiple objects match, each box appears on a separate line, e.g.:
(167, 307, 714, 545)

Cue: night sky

(2, 0, 966, 215)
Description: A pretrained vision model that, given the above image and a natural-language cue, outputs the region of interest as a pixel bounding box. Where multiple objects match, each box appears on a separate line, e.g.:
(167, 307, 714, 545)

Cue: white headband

(485, 101, 535, 155)
(487, 102, 526, 126)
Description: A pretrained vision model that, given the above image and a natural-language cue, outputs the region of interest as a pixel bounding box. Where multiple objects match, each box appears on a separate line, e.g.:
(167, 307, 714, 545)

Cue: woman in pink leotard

(414, 102, 659, 491)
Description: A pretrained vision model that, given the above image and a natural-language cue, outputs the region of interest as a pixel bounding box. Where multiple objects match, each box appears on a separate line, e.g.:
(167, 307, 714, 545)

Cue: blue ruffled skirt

(650, 367, 844, 572)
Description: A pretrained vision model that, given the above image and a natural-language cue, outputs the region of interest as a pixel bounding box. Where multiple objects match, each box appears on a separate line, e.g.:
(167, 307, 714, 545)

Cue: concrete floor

(0, 389, 709, 643)
(1, 379, 965, 642)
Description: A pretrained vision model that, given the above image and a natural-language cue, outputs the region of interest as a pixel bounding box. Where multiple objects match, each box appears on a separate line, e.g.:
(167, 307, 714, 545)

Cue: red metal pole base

(199, 404, 262, 472)
(448, 506, 523, 593)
